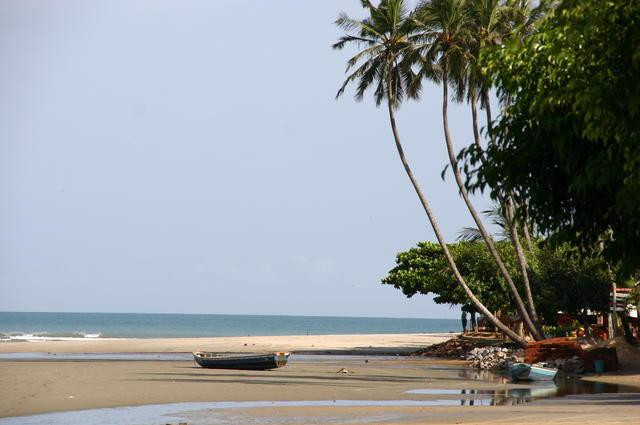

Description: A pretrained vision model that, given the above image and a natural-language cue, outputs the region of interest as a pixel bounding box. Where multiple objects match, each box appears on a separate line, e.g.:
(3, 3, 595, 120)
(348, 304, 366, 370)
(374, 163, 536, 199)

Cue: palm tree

(466, 0, 505, 150)
(408, 0, 543, 340)
(466, 0, 548, 332)
(333, 0, 527, 346)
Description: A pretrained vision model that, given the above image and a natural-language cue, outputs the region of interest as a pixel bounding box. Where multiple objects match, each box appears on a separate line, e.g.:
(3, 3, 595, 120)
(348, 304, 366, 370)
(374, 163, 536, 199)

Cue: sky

(0, 0, 496, 319)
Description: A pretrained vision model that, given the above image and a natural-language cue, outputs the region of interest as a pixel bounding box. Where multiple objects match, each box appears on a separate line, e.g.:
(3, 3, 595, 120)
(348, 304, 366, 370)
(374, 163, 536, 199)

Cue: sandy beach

(1, 334, 639, 424)
(0, 333, 454, 354)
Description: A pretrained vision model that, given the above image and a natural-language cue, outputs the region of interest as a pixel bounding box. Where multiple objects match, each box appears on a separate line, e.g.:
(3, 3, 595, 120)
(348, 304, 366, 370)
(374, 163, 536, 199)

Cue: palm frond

(334, 13, 384, 39)
(336, 56, 382, 100)
(333, 0, 416, 107)
(457, 227, 484, 242)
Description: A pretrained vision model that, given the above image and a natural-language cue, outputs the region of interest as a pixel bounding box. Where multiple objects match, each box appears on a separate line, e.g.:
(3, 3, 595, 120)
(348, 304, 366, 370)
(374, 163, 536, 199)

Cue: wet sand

(1, 356, 639, 423)
(581, 371, 640, 388)
(0, 357, 470, 417)
(216, 404, 640, 425)
(2, 334, 639, 423)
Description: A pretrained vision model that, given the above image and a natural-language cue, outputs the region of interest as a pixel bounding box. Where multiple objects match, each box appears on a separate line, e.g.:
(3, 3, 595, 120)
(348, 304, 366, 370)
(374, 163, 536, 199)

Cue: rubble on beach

(412, 336, 626, 374)
(409, 338, 482, 359)
(410, 337, 520, 370)
(466, 346, 518, 370)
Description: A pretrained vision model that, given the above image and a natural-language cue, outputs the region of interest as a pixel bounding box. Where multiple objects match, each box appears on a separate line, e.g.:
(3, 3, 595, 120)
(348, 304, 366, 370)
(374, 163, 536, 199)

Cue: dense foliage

(383, 240, 611, 320)
(463, 0, 640, 274)
(381, 241, 515, 311)
(531, 244, 611, 319)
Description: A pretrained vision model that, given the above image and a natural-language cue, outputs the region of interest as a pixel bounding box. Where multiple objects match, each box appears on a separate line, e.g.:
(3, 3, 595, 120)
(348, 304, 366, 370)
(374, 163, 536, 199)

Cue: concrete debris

(466, 346, 517, 370)
(410, 338, 482, 359)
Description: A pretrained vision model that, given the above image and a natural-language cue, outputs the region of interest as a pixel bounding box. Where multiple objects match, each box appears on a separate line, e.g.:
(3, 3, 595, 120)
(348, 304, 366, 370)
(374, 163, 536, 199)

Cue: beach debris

(409, 338, 521, 369)
(546, 356, 585, 375)
(466, 347, 517, 370)
(524, 338, 618, 373)
(410, 338, 481, 359)
(336, 368, 352, 374)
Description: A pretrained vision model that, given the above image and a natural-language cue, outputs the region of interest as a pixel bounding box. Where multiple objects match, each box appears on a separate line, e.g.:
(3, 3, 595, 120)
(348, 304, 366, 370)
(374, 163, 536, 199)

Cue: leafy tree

(382, 241, 516, 312)
(532, 244, 611, 321)
(384, 240, 612, 325)
(464, 0, 640, 275)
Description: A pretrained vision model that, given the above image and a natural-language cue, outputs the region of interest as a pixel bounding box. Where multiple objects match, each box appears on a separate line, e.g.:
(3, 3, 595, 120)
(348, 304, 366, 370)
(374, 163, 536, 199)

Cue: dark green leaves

(464, 0, 640, 275)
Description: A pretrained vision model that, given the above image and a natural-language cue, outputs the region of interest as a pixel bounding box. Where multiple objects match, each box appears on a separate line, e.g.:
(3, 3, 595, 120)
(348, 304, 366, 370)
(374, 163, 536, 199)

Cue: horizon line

(0, 310, 458, 321)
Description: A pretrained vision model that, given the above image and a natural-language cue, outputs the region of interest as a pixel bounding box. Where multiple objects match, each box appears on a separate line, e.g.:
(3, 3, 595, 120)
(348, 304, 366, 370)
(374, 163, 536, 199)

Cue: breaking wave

(0, 332, 103, 342)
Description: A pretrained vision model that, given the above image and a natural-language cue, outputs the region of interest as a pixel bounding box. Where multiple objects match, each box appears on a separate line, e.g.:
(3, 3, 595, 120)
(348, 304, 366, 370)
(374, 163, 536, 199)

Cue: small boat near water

(193, 351, 290, 370)
(509, 362, 558, 381)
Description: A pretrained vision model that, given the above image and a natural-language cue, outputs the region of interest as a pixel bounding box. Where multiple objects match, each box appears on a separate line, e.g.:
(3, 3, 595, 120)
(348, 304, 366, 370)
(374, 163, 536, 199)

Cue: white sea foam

(0, 332, 106, 342)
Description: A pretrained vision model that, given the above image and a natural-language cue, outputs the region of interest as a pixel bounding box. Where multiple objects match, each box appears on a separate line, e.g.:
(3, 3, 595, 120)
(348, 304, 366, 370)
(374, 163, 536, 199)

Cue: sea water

(0, 312, 458, 341)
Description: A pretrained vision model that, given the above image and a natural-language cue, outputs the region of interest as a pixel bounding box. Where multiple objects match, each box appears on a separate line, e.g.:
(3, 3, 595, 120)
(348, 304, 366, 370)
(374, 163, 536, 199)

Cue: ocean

(0, 312, 458, 341)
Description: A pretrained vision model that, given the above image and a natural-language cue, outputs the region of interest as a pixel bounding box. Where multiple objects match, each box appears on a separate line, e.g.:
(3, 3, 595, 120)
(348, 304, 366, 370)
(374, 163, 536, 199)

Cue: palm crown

(333, 0, 416, 107)
(406, 0, 473, 103)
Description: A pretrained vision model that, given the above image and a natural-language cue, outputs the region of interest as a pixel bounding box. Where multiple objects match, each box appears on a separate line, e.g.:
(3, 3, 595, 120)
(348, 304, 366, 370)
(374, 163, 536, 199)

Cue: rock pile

(410, 338, 480, 359)
(466, 346, 517, 370)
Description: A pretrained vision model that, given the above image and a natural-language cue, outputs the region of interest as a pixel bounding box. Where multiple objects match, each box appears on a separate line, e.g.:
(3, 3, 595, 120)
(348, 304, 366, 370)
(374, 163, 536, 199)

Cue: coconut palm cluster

(334, 0, 549, 347)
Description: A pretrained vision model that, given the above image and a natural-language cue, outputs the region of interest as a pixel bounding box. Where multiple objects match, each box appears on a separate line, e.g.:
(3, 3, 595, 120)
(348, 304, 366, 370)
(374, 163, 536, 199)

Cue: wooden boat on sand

(193, 351, 290, 370)
(509, 362, 558, 381)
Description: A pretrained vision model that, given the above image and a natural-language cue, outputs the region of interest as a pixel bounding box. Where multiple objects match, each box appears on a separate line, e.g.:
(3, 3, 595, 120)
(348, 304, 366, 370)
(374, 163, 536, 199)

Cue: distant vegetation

(334, 0, 639, 346)
(382, 240, 610, 326)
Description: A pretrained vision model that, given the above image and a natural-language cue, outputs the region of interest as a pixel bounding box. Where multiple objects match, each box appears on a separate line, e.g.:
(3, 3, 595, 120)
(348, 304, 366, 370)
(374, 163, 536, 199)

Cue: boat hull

(509, 362, 558, 381)
(193, 352, 290, 370)
(509, 363, 532, 381)
(528, 364, 558, 381)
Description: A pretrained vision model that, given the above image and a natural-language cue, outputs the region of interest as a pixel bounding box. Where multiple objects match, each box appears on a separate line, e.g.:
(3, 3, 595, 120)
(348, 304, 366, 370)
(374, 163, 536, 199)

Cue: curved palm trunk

(385, 83, 527, 347)
(505, 198, 543, 332)
(470, 90, 484, 155)
(482, 90, 533, 249)
(522, 220, 534, 251)
(482, 89, 542, 330)
(442, 71, 543, 341)
(482, 90, 494, 147)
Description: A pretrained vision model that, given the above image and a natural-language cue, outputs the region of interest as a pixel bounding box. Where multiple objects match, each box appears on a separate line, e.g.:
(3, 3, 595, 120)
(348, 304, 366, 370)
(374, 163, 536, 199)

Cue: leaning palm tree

(465, 0, 506, 150)
(465, 0, 548, 331)
(334, 0, 527, 346)
(407, 0, 543, 339)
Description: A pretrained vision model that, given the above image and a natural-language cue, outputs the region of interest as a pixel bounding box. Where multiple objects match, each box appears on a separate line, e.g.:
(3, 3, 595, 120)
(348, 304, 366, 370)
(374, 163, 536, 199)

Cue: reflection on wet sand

(452, 367, 640, 406)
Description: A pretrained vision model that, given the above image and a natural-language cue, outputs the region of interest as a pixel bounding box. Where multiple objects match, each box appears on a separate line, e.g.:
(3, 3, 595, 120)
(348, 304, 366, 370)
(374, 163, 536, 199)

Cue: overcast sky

(0, 0, 495, 319)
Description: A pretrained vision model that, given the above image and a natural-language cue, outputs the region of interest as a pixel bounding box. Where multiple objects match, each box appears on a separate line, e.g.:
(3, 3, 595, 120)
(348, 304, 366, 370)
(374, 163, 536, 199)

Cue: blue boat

(509, 362, 558, 381)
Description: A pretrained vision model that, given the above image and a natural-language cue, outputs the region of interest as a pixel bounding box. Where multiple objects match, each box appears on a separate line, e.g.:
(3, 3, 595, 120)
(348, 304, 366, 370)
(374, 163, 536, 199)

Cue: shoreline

(0, 332, 455, 355)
